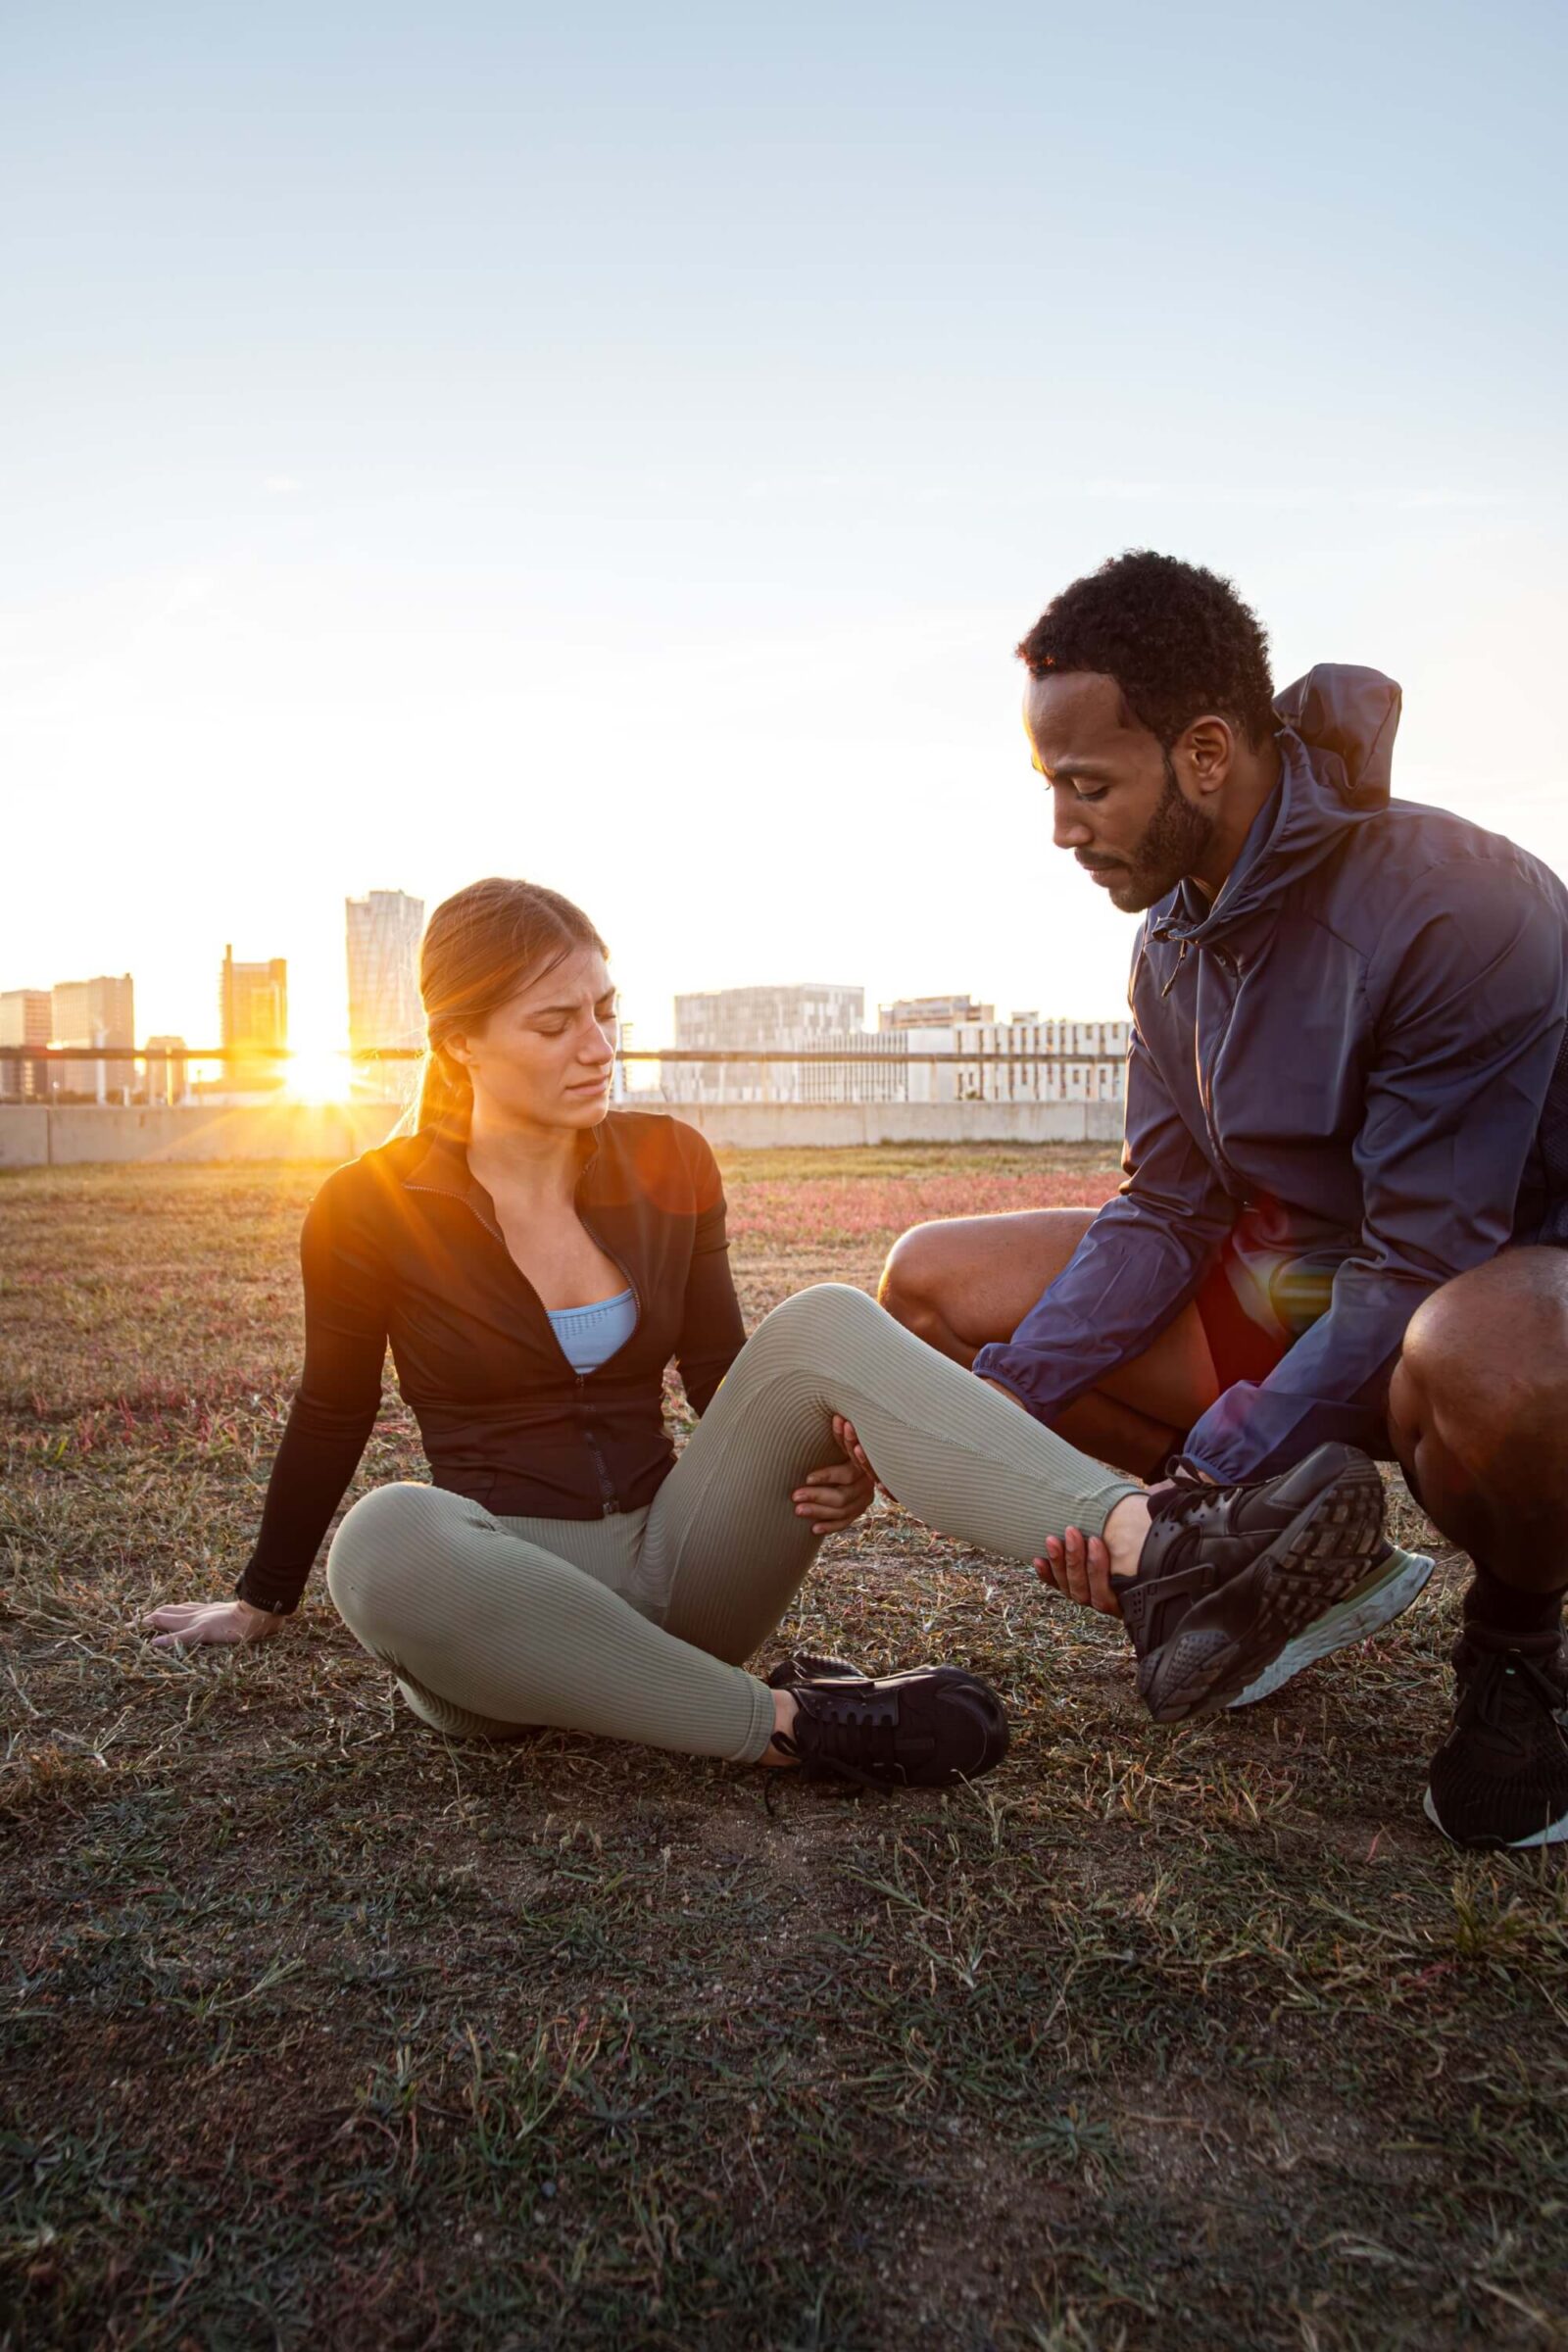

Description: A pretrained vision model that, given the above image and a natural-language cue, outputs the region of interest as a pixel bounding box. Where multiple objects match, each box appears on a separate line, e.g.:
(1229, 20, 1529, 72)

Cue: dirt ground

(3, 1149, 1566, 2350)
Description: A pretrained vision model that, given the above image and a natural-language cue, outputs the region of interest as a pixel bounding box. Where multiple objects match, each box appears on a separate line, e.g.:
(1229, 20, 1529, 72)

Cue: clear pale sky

(4, 2, 1564, 1058)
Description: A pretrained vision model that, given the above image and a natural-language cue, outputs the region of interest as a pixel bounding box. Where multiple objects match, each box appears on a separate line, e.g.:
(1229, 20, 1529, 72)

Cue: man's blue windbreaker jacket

(973, 665, 1568, 1481)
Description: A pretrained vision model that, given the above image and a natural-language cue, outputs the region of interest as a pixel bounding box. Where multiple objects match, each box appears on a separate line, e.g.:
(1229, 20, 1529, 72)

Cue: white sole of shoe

(1422, 1786, 1568, 1847)
(1228, 1544, 1436, 1710)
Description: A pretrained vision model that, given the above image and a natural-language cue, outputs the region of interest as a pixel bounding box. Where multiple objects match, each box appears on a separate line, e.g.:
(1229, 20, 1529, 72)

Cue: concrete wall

(1, 1102, 409, 1168)
(670, 1099, 1126, 1149)
(0, 1106, 50, 1169)
(0, 1097, 1124, 1167)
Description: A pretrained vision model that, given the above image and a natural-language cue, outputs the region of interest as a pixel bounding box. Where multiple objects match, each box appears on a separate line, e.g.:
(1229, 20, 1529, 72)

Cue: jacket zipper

(574, 1372, 620, 1514)
(571, 1173, 642, 1519)
(407, 1171, 642, 1519)
(1197, 945, 1246, 1195)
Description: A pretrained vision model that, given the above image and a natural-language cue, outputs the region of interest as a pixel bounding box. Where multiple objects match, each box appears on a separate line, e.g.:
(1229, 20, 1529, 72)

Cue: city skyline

(1, 956, 1137, 1113)
(0, 940, 1126, 1055)
(6, 8, 1563, 1074)
(2, 908, 1129, 1060)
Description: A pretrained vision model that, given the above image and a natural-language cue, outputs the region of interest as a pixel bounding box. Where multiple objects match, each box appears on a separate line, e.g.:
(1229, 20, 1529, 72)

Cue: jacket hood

(1151, 662, 1402, 946)
(1272, 663, 1401, 806)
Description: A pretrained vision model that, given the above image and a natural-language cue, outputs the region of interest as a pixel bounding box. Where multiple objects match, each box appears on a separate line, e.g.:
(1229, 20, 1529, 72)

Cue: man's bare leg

(879, 1207, 1221, 1482)
(1387, 1250, 1568, 1608)
(1386, 1250, 1568, 1847)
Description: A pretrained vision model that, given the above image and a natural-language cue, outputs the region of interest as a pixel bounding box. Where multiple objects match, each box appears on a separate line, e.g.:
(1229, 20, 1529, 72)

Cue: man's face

(1025, 670, 1214, 914)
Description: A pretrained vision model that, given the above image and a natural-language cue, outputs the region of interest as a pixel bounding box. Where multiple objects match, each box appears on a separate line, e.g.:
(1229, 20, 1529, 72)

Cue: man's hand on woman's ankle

(1035, 1494, 1151, 1617)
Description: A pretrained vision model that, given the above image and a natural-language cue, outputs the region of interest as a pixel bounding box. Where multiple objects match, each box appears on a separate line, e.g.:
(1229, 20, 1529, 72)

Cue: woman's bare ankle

(1103, 1494, 1152, 1583)
(762, 1688, 800, 1767)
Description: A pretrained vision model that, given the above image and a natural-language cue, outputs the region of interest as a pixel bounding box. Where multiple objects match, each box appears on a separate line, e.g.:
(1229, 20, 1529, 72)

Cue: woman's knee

(326, 1481, 477, 1626)
(750, 1281, 885, 1360)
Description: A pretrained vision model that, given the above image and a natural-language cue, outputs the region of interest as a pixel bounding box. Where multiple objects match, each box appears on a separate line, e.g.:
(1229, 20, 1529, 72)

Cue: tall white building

(346, 890, 426, 1076)
(51, 973, 135, 1101)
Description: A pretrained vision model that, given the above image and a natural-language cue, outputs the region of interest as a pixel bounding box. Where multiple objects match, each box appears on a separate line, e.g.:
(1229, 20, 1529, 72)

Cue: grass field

(3, 1147, 1567, 2352)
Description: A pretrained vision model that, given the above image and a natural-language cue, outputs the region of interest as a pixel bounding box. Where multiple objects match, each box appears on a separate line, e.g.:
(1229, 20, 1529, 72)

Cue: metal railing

(4, 1045, 1127, 1067)
(2, 1041, 1127, 1106)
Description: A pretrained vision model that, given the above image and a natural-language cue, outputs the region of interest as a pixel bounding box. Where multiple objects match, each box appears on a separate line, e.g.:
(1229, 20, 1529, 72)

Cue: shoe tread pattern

(1143, 1460, 1386, 1722)
(1230, 1547, 1434, 1708)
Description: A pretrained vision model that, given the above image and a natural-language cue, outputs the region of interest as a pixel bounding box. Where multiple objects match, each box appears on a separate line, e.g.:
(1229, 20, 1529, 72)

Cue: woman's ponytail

(412, 1042, 475, 1137)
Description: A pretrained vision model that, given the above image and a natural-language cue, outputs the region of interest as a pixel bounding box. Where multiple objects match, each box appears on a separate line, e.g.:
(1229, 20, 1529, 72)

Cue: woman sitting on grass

(139, 878, 1384, 1783)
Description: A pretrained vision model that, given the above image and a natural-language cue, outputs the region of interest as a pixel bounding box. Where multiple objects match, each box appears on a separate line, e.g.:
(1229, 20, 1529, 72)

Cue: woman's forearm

(236, 1391, 381, 1613)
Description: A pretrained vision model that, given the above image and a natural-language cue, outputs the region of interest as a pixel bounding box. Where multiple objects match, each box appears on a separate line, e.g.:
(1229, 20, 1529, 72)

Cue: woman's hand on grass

(140, 1597, 288, 1650)
(792, 1414, 879, 1535)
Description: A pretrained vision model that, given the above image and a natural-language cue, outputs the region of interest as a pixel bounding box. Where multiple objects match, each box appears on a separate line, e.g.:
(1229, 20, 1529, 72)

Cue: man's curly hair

(1017, 551, 1276, 750)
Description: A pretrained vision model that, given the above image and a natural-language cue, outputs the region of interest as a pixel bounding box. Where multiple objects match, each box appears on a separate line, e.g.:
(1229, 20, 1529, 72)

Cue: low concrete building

(905, 1019, 1129, 1104)
(144, 1037, 190, 1106)
(879, 993, 995, 1031)
(671, 983, 866, 1102)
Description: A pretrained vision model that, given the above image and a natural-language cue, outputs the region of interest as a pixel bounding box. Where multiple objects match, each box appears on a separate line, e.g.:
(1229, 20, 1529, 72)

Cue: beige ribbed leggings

(325, 1282, 1139, 1766)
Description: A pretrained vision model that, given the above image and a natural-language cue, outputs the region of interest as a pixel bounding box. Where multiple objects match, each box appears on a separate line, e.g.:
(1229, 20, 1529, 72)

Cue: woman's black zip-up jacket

(236, 1112, 746, 1614)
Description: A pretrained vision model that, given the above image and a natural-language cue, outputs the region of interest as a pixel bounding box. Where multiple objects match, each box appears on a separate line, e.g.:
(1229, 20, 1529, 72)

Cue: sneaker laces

(1144, 1460, 1264, 1543)
(1148, 1481, 1222, 1532)
(775, 1686, 934, 1791)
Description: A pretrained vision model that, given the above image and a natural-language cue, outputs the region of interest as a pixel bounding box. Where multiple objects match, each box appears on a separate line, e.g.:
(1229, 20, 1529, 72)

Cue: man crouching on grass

(876, 551, 1568, 1851)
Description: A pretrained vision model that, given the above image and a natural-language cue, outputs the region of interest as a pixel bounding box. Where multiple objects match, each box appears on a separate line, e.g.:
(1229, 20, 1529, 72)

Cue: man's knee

(878, 1222, 956, 1336)
(1395, 1251, 1568, 1494)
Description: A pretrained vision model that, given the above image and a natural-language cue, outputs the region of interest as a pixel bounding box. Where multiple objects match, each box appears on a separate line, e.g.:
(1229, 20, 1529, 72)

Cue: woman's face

(451, 945, 618, 1133)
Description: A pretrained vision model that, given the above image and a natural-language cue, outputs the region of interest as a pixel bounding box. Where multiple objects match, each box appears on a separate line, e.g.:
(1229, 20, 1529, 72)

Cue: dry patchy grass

(2, 1152, 1566, 2352)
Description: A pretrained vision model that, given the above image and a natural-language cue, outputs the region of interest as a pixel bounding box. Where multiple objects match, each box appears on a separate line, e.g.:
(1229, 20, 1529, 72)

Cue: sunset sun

(285, 1040, 351, 1103)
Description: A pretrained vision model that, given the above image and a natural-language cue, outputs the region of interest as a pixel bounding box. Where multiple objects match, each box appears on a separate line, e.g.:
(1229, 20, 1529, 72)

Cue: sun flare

(286, 1044, 352, 1104)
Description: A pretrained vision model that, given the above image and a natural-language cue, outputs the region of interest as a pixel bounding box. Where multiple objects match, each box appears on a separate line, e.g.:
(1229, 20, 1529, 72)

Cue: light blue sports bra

(546, 1288, 637, 1376)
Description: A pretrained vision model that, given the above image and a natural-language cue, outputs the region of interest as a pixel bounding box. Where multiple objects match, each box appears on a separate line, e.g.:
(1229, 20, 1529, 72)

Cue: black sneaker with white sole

(1228, 1542, 1435, 1708)
(770, 1661, 1009, 1790)
(1424, 1630, 1568, 1849)
(1115, 1443, 1388, 1723)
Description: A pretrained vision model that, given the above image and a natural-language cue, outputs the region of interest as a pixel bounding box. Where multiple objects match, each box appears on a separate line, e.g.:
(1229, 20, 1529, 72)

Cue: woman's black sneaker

(771, 1662, 1009, 1790)
(1115, 1443, 1388, 1723)
(764, 1651, 864, 1689)
(1424, 1630, 1568, 1849)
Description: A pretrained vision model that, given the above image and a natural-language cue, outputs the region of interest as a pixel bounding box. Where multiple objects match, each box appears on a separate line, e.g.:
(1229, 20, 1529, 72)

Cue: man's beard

(1087, 753, 1214, 914)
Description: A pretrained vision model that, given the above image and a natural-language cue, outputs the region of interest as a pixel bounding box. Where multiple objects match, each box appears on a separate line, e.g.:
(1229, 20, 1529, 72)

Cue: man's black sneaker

(771, 1662, 1009, 1790)
(1227, 1542, 1435, 1709)
(1116, 1443, 1387, 1723)
(1423, 1630, 1568, 1849)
